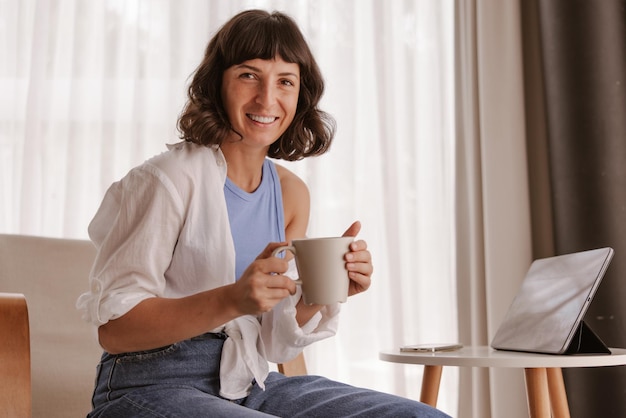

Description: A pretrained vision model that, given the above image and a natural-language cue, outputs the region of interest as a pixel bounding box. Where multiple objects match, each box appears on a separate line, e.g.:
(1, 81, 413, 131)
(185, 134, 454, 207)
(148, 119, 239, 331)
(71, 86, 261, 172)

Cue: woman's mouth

(248, 114, 277, 124)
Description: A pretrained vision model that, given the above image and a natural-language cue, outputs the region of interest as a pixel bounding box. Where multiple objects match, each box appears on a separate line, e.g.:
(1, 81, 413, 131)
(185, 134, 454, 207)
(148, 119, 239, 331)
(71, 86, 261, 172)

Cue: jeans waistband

(205, 331, 228, 340)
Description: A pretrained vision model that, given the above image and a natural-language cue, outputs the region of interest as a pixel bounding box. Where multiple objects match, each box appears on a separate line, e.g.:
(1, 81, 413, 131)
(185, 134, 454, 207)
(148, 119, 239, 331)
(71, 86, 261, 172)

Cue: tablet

(491, 247, 613, 355)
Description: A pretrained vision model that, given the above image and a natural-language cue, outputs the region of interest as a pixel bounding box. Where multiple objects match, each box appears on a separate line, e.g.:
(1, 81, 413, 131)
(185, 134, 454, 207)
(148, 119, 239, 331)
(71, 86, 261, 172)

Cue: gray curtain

(525, 0, 626, 416)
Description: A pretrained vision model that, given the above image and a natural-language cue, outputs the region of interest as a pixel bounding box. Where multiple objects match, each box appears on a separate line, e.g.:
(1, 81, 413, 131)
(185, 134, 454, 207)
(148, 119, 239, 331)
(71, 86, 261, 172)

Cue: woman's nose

(256, 82, 277, 107)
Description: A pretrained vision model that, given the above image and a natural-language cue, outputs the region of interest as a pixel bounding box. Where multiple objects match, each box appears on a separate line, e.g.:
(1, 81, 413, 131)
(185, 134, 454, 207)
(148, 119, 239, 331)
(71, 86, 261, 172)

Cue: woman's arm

(98, 286, 239, 354)
(91, 162, 297, 354)
(277, 165, 323, 326)
(277, 166, 373, 326)
(99, 244, 296, 354)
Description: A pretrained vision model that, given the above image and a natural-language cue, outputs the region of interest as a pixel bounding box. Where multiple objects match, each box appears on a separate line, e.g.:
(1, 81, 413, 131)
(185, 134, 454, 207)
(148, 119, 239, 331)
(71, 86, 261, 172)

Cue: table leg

(546, 367, 571, 418)
(420, 365, 443, 407)
(524, 368, 551, 418)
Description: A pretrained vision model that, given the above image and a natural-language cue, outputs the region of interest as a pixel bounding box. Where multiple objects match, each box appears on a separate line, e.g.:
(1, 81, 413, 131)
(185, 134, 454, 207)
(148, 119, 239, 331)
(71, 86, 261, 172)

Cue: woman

(77, 9, 449, 418)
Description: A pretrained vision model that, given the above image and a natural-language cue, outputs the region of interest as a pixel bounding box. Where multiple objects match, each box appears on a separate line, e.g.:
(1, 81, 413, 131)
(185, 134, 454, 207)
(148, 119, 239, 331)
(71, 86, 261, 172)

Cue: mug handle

(272, 245, 302, 285)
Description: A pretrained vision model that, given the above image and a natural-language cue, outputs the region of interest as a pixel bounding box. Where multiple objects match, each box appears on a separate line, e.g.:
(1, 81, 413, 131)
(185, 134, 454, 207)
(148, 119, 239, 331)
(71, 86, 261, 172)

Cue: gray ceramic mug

(272, 236, 353, 305)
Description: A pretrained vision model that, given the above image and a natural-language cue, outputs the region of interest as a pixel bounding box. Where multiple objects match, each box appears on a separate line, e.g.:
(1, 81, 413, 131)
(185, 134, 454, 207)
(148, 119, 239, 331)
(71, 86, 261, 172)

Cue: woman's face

(221, 55, 300, 148)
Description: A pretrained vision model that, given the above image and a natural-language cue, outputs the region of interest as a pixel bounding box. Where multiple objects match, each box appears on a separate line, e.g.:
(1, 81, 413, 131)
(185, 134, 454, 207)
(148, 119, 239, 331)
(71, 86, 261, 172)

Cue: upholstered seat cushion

(0, 234, 102, 418)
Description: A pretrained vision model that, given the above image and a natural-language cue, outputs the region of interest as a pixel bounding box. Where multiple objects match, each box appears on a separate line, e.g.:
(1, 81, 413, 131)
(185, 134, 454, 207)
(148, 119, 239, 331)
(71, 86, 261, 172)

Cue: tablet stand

(564, 320, 611, 354)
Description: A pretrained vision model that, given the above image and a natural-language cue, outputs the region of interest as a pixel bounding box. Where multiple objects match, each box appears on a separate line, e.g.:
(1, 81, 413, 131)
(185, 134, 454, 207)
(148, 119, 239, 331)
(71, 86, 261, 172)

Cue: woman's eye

(240, 72, 255, 80)
(281, 79, 295, 87)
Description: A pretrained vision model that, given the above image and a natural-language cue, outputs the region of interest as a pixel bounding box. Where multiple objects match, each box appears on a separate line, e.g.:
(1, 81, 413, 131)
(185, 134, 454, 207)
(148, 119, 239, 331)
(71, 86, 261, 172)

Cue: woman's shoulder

(273, 163, 308, 196)
(273, 162, 310, 238)
(122, 141, 225, 202)
(148, 141, 220, 167)
(142, 141, 224, 180)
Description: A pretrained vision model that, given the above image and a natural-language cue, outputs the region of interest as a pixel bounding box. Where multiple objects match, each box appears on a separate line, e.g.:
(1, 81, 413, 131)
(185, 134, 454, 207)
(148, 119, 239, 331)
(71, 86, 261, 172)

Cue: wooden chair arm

(0, 293, 32, 416)
(277, 352, 308, 377)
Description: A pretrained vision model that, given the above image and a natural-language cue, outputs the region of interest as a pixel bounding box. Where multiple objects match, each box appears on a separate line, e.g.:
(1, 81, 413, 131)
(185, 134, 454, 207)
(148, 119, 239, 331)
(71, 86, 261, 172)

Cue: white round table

(379, 346, 626, 418)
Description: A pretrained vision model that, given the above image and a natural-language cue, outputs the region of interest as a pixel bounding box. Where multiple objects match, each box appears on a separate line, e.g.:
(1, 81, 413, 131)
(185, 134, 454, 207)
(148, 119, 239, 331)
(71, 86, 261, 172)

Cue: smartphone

(399, 343, 463, 353)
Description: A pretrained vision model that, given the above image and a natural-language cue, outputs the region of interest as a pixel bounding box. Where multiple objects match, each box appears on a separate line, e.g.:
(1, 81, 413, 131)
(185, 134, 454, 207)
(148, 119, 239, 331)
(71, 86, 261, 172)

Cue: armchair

(0, 234, 306, 417)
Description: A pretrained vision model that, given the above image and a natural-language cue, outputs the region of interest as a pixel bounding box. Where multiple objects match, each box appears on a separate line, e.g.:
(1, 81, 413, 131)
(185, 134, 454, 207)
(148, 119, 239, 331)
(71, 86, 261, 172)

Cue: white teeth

(248, 114, 275, 124)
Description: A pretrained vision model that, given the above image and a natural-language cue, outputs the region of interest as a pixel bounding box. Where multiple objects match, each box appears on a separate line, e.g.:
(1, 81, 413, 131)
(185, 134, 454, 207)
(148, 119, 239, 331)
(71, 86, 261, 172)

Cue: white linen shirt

(76, 141, 340, 399)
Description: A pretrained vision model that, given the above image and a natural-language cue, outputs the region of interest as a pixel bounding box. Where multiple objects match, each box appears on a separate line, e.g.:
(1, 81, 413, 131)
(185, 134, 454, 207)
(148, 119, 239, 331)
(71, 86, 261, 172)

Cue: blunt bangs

(217, 12, 311, 69)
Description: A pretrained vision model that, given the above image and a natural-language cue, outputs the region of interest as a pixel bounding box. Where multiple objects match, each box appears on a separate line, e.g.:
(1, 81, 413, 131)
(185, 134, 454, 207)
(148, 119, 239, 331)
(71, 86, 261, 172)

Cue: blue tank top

(224, 159, 286, 280)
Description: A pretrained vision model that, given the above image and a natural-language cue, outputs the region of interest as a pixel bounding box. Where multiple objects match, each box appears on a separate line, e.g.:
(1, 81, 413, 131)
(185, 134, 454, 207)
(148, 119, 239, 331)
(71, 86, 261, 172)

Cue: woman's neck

(220, 143, 267, 193)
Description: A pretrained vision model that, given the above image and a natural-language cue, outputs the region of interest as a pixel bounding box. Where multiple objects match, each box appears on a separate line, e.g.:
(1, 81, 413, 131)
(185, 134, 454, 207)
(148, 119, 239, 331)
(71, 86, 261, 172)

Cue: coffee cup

(272, 236, 353, 305)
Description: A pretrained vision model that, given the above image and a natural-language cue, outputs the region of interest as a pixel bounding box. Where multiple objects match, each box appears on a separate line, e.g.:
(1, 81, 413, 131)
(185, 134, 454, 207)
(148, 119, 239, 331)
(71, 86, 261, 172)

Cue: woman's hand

(342, 221, 373, 297)
(228, 242, 298, 316)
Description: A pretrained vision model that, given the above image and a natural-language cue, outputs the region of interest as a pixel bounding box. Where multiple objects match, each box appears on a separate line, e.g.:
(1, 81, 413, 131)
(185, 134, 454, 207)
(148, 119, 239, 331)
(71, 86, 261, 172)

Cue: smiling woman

(71, 8, 451, 418)
(178, 9, 335, 161)
(220, 58, 301, 156)
(1, 0, 456, 415)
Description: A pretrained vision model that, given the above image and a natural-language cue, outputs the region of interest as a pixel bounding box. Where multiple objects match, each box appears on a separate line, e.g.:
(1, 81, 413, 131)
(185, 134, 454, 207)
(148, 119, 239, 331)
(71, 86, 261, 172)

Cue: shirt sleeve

(76, 164, 185, 326)
(259, 259, 341, 363)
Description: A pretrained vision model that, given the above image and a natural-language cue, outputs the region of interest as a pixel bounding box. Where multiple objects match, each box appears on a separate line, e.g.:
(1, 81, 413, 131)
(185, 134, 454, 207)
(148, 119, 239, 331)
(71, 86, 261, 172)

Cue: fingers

(344, 235, 373, 297)
(257, 241, 290, 260)
(342, 220, 361, 238)
(264, 272, 297, 293)
(346, 257, 373, 292)
(235, 251, 297, 315)
(246, 256, 296, 294)
(348, 271, 372, 295)
(250, 274, 296, 304)
(345, 239, 372, 271)
(236, 274, 296, 314)
(347, 238, 368, 254)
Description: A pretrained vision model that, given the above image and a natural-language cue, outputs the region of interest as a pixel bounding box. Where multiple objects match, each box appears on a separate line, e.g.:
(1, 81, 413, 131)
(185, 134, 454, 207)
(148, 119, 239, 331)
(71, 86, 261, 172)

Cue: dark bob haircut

(177, 9, 336, 161)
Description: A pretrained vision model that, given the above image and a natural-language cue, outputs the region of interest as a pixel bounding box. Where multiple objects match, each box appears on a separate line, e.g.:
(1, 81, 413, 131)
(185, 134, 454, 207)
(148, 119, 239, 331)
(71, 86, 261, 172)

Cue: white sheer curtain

(1, 0, 457, 415)
(455, 1, 532, 417)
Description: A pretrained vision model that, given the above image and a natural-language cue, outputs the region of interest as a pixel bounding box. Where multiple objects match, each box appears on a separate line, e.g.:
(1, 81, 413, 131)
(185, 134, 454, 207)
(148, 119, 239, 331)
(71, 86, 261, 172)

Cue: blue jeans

(89, 333, 449, 417)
